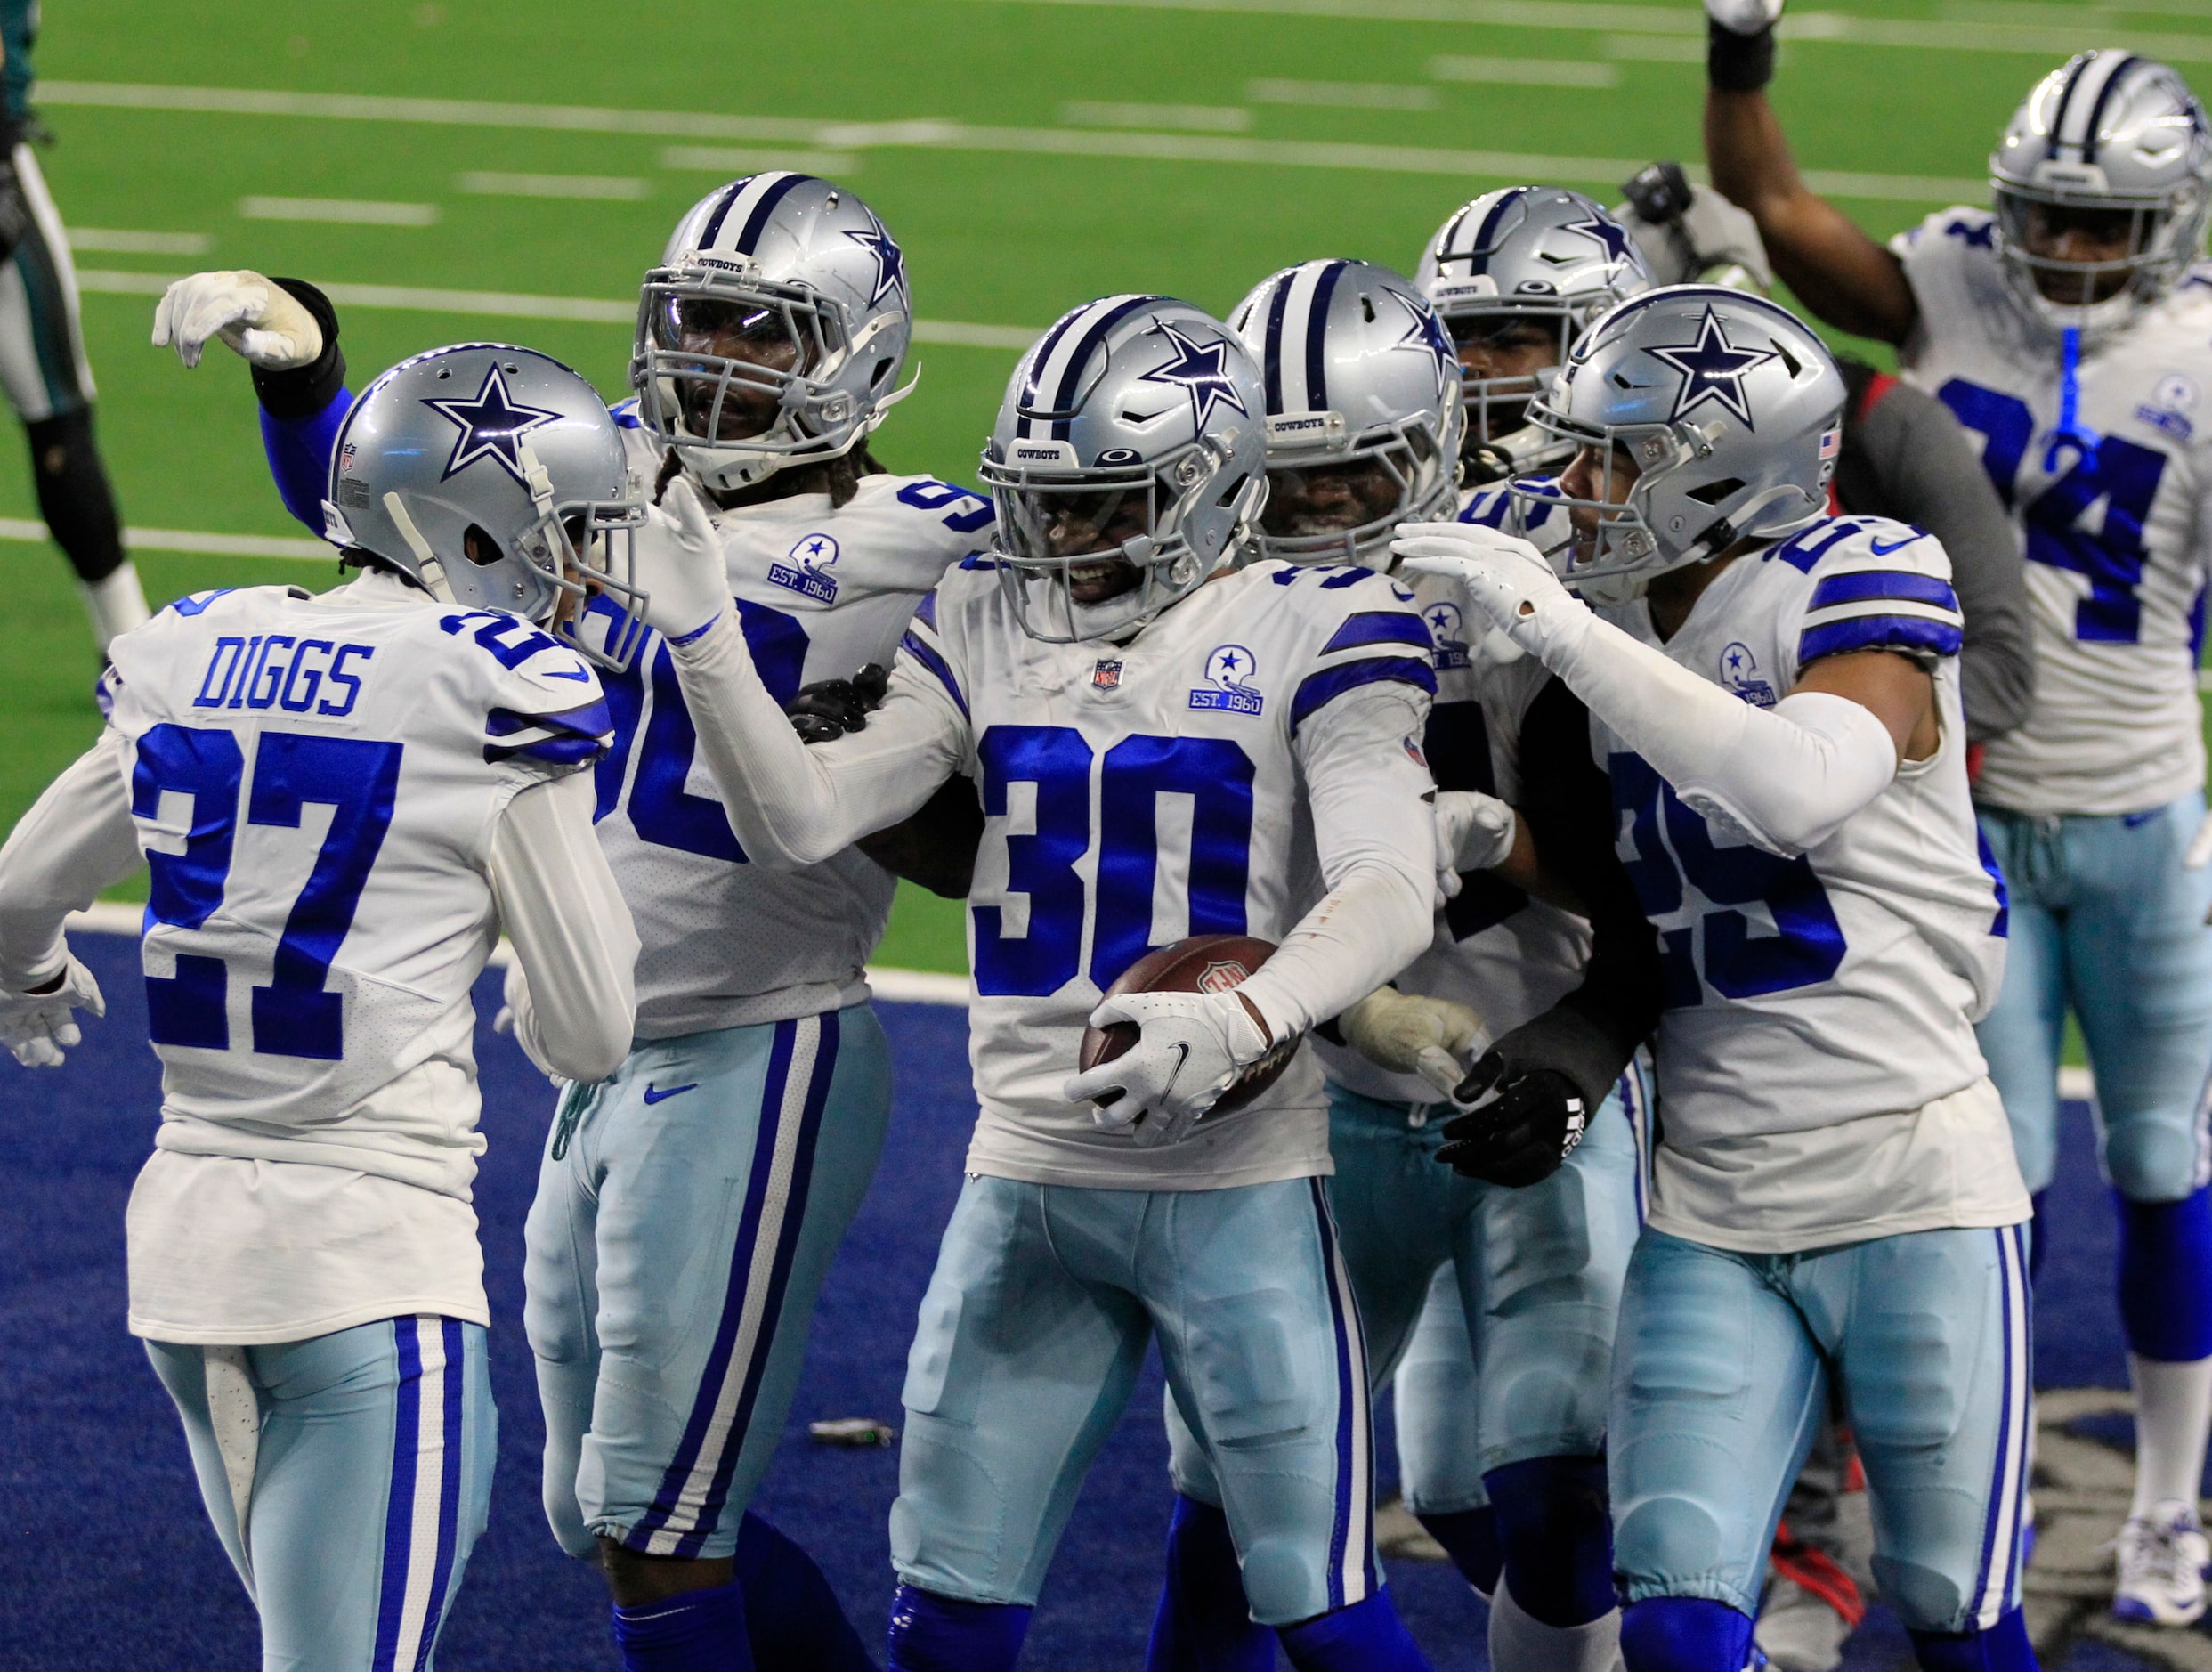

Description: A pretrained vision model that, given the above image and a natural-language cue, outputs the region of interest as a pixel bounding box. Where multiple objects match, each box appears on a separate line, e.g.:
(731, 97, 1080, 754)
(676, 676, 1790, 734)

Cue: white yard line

(1428, 54, 1620, 86)
(0, 515, 328, 560)
(454, 172, 651, 199)
(36, 81, 1986, 200)
(1246, 78, 1438, 110)
(61, 899, 973, 1005)
(1059, 101, 1252, 132)
(239, 196, 441, 226)
(69, 227, 211, 255)
(656, 146, 863, 176)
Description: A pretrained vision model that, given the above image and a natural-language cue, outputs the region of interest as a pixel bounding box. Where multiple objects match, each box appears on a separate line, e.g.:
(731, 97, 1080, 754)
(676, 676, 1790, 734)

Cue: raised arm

(1702, 0, 1919, 345)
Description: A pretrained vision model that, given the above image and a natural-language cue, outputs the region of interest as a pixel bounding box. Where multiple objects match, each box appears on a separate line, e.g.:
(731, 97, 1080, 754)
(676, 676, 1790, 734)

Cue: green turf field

(4, 0, 2207, 974)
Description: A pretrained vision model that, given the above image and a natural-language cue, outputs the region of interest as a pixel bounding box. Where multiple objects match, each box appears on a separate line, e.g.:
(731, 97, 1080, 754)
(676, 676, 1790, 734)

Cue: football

(1077, 933, 1302, 1116)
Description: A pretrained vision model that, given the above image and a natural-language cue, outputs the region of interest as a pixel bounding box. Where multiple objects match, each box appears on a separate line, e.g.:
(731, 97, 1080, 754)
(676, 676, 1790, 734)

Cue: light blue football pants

(1610, 1223, 2033, 1633)
(146, 1317, 496, 1672)
(892, 1173, 1376, 1627)
(523, 1004, 890, 1560)
(1977, 791, 2212, 1200)
(1168, 1073, 1646, 1516)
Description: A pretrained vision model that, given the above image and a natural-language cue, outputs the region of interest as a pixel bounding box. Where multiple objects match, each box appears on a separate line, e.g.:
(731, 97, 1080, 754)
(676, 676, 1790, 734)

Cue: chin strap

(381, 491, 453, 603)
(2044, 325, 2100, 474)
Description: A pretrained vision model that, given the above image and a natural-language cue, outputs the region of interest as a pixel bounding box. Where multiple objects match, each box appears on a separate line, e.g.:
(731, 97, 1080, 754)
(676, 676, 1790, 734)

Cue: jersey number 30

(132, 723, 401, 1059)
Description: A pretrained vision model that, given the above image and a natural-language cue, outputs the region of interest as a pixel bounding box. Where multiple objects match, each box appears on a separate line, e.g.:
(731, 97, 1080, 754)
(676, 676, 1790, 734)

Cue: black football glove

(785, 662, 889, 744)
(1436, 1057, 1588, 1187)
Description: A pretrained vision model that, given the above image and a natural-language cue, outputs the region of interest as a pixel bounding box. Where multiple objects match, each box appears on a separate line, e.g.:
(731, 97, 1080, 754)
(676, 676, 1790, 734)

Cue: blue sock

(1620, 1597, 1755, 1672)
(2118, 1186, 2212, 1360)
(732, 1513, 874, 1671)
(2026, 1189, 2049, 1287)
(1414, 1506, 1503, 1599)
(1487, 1454, 1617, 1627)
(1276, 1587, 1433, 1671)
(886, 1586, 1029, 1672)
(1147, 1494, 1273, 1671)
(612, 1578, 754, 1672)
(1908, 1607, 2037, 1672)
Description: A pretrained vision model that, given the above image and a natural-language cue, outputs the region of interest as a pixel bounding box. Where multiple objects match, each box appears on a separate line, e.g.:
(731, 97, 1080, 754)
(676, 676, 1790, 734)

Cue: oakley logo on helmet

(421, 364, 565, 484)
(1646, 307, 1780, 428)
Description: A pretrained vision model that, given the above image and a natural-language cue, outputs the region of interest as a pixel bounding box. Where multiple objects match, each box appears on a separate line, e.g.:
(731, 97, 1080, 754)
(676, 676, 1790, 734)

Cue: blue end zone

(0, 931, 2158, 1669)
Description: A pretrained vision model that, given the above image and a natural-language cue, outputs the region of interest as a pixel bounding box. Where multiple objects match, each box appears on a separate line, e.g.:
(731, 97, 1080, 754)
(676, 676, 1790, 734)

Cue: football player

(1700, 11, 2212, 1623)
(1414, 186, 1654, 488)
(152, 172, 988, 1671)
(1141, 257, 1662, 1672)
(0, 344, 640, 1672)
(625, 296, 1443, 1670)
(1396, 286, 2028, 1672)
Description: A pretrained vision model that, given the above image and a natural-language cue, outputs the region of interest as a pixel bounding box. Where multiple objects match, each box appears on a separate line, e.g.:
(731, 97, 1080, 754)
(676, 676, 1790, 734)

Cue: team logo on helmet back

(422, 364, 565, 483)
(1647, 307, 1779, 427)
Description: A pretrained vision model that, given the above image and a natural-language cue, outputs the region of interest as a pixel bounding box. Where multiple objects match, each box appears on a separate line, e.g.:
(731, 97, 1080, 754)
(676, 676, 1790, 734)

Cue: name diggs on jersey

(193, 635, 375, 718)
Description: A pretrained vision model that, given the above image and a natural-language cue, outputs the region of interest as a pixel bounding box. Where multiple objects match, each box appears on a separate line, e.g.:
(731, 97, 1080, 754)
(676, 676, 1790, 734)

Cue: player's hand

(788, 663, 890, 744)
(1435, 789, 1517, 878)
(1066, 989, 1273, 1148)
(493, 960, 560, 1084)
(1339, 986, 1486, 1102)
(636, 475, 732, 643)
(1436, 1051, 1590, 1187)
(151, 271, 323, 370)
(1706, 0, 1783, 32)
(0, 953, 105, 1068)
(1392, 522, 1591, 664)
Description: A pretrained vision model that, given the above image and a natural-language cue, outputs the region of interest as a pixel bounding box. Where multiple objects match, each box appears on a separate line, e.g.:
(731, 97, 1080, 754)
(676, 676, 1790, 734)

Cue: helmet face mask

(982, 297, 1268, 645)
(1260, 419, 1450, 567)
(1444, 312, 1565, 444)
(1989, 53, 2212, 337)
(629, 174, 913, 493)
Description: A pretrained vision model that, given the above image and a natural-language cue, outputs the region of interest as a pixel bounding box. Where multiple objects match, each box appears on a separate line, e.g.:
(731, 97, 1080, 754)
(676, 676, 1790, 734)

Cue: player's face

(1041, 484, 1151, 604)
(1450, 315, 1562, 441)
(660, 297, 806, 441)
(1261, 457, 1402, 538)
(1558, 442, 1642, 564)
(2019, 200, 2142, 303)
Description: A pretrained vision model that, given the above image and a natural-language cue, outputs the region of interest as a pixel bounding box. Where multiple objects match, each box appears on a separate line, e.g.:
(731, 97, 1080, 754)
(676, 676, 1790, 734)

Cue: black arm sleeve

(854, 773, 984, 899)
(248, 278, 349, 420)
(1835, 377, 2036, 743)
(1496, 676, 1665, 1106)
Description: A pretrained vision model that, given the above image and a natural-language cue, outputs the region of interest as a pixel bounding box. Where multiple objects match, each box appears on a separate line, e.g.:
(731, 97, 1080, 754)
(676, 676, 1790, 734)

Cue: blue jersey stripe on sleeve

(1321, 611, 1433, 653)
(1798, 613, 1964, 663)
(1290, 654, 1437, 733)
(1808, 569, 1960, 613)
(483, 699, 615, 767)
(900, 629, 969, 719)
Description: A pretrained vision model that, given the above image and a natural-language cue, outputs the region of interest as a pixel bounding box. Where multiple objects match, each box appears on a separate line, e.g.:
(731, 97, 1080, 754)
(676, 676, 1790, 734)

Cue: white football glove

(151, 271, 322, 370)
(1436, 789, 1518, 877)
(1706, 0, 1783, 33)
(1338, 986, 1487, 1102)
(636, 476, 733, 644)
(1065, 988, 1274, 1149)
(0, 953, 105, 1067)
(492, 959, 561, 1084)
(1392, 522, 1594, 667)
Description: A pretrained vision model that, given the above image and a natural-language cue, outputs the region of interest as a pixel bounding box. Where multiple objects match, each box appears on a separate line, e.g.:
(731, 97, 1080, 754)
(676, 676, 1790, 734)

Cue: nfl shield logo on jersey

(1092, 658, 1124, 690)
(768, 533, 840, 604)
(1190, 645, 1264, 715)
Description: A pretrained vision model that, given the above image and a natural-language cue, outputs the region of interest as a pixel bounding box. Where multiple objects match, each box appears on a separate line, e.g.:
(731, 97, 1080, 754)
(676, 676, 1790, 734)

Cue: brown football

(1077, 933, 1301, 1116)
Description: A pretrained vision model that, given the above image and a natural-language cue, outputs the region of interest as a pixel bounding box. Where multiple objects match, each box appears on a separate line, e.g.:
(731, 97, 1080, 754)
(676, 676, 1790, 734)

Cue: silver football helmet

(630, 173, 914, 492)
(981, 296, 1268, 643)
(1415, 186, 1652, 473)
(1513, 286, 1843, 604)
(323, 343, 648, 670)
(1228, 258, 1463, 569)
(1991, 52, 2212, 337)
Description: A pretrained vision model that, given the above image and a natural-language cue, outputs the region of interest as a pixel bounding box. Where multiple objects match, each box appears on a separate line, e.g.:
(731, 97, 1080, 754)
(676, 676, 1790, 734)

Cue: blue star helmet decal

(1389, 288, 1459, 400)
(1140, 321, 1250, 432)
(843, 218, 907, 308)
(1645, 306, 1779, 429)
(1560, 212, 1637, 264)
(421, 364, 566, 483)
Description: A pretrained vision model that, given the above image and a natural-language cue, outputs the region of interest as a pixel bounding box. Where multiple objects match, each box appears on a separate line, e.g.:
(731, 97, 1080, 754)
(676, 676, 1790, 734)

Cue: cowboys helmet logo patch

(1646, 306, 1778, 429)
(1190, 644, 1263, 715)
(421, 364, 564, 483)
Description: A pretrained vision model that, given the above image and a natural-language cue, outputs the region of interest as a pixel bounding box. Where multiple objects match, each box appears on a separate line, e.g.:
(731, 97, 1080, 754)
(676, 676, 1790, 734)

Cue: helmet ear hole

(463, 524, 504, 568)
(1686, 477, 1746, 506)
(872, 357, 895, 390)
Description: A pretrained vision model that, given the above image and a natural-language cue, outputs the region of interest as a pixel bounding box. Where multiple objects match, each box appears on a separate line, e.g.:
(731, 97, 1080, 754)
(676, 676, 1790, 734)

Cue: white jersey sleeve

(1893, 206, 2212, 816)
(0, 727, 146, 989)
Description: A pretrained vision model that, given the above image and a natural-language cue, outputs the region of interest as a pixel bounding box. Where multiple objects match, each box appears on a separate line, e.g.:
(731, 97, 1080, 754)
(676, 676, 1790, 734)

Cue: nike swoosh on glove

(1391, 521, 1595, 666)
(0, 953, 105, 1068)
(1706, 0, 1783, 33)
(1065, 988, 1273, 1149)
(151, 270, 323, 370)
(636, 475, 733, 644)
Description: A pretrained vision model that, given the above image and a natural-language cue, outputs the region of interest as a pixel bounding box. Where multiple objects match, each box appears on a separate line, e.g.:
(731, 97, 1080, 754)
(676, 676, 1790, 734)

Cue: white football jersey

(1892, 208, 2212, 816)
(1314, 499, 1590, 1106)
(1590, 516, 2008, 1183)
(596, 422, 987, 1035)
(900, 556, 1438, 1189)
(104, 577, 612, 1196)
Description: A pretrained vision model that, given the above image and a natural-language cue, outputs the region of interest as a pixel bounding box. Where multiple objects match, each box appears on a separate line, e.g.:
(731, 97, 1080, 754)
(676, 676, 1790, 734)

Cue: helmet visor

(1993, 185, 2167, 308)
(636, 269, 846, 454)
(1260, 426, 1448, 565)
(1440, 310, 1567, 443)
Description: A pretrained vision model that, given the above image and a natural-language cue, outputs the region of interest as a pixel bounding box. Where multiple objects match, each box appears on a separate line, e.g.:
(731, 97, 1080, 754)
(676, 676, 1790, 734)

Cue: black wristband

(248, 277, 348, 420)
(1707, 16, 1777, 93)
